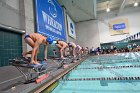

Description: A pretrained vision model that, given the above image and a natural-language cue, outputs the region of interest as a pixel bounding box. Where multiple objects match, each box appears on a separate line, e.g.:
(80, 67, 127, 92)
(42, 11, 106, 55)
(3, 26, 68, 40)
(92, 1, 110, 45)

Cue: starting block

(35, 74, 49, 84)
(48, 56, 72, 69)
(9, 57, 49, 84)
(63, 64, 68, 69)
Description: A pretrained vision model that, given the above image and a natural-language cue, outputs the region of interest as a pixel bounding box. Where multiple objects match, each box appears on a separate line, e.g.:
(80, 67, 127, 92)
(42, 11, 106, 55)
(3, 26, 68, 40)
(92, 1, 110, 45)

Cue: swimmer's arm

(43, 45, 48, 60)
(56, 44, 66, 58)
(31, 41, 41, 62)
(61, 45, 67, 50)
(56, 44, 62, 49)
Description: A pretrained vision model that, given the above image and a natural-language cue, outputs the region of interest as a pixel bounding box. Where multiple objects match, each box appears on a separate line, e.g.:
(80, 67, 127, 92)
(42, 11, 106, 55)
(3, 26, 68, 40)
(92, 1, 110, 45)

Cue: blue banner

(35, 0, 66, 40)
(113, 23, 126, 31)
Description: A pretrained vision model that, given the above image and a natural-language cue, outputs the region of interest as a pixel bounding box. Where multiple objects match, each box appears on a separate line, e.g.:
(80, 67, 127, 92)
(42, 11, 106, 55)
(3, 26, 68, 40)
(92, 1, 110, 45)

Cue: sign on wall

(67, 15, 76, 39)
(109, 18, 129, 35)
(34, 0, 66, 40)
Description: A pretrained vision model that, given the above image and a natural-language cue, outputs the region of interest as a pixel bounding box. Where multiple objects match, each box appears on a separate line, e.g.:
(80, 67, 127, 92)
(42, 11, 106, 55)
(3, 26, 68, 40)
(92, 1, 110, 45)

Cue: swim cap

(68, 42, 73, 47)
(46, 36, 54, 44)
(68, 42, 70, 46)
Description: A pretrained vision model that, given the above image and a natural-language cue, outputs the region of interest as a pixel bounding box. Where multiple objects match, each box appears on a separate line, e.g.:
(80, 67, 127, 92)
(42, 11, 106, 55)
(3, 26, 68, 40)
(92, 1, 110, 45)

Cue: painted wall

(0, 0, 25, 30)
(98, 7, 140, 43)
(22, 0, 35, 53)
(68, 36, 76, 43)
(75, 20, 100, 49)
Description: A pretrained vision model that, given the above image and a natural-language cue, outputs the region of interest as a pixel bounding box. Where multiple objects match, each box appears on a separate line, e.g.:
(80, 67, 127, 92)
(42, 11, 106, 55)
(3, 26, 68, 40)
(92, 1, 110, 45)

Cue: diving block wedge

(35, 74, 49, 83)
(63, 64, 68, 68)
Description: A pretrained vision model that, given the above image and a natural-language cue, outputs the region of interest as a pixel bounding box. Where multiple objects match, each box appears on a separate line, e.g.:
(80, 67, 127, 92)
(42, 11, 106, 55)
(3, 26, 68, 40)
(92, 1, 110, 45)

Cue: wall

(98, 7, 140, 43)
(0, 0, 25, 30)
(0, 0, 24, 66)
(75, 20, 100, 49)
(0, 29, 22, 66)
(68, 36, 76, 43)
(22, 0, 35, 53)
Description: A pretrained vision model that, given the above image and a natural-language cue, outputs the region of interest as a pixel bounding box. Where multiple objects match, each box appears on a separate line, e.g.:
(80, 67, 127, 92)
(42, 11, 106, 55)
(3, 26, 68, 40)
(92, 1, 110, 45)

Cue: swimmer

(68, 42, 77, 58)
(55, 40, 68, 59)
(23, 33, 53, 65)
(75, 45, 82, 57)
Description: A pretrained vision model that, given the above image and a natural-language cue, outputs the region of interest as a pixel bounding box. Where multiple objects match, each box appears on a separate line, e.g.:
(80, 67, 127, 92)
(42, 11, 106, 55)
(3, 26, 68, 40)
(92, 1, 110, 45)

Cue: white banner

(67, 15, 76, 39)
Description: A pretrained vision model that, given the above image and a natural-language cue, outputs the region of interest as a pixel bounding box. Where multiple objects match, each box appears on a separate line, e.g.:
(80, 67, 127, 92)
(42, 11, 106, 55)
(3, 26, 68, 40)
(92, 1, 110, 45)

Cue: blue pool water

(51, 52, 140, 93)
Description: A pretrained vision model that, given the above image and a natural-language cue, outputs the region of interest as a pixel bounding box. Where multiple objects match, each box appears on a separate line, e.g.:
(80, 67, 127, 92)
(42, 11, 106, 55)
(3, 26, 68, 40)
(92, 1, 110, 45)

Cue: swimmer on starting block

(68, 42, 77, 58)
(75, 45, 82, 58)
(23, 33, 53, 65)
(54, 40, 68, 59)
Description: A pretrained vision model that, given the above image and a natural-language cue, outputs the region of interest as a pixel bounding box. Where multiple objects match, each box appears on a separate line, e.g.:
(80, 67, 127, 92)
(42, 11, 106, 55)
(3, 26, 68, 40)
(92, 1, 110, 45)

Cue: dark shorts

(76, 45, 79, 49)
(24, 35, 30, 39)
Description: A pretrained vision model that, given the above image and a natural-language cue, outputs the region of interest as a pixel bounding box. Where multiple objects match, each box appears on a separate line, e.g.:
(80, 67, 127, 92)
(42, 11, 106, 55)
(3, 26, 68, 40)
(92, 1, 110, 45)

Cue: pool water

(51, 52, 140, 93)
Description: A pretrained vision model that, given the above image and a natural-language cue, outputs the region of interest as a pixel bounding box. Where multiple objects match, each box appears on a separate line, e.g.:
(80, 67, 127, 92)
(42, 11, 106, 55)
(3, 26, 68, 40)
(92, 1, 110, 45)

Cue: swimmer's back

(70, 42, 76, 48)
(58, 41, 68, 46)
(29, 33, 44, 42)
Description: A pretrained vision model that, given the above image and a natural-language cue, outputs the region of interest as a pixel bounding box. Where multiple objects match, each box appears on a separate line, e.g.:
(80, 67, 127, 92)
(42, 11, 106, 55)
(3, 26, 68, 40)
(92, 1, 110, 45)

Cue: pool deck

(0, 58, 87, 93)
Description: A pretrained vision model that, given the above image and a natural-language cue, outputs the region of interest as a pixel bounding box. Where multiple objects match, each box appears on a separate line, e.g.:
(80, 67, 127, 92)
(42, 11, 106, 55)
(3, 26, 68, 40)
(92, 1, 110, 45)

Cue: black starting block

(49, 56, 76, 64)
(9, 57, 50, 84)
(66, 56, 78, 63)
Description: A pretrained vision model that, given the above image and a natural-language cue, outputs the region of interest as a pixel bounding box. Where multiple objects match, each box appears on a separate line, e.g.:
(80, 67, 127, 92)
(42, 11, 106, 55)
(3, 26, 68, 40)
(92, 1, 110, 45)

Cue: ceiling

(58, 0, 140, 22)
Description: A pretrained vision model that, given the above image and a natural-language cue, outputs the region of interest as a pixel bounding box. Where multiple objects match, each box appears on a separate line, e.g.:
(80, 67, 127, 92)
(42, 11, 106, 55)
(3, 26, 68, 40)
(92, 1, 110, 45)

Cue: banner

(35, 0, 66, 40)
(67, 15, 76, 39)
(109, 18, 129, 35)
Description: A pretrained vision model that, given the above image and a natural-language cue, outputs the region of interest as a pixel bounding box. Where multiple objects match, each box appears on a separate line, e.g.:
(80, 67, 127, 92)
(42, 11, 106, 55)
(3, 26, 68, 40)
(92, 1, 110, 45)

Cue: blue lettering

(113, 23, 126, 30)
(42, 11, 62, 31)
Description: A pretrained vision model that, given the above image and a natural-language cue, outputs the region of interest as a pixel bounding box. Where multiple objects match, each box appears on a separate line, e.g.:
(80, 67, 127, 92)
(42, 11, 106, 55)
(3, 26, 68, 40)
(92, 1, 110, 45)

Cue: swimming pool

(51, 52, 140, 93)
